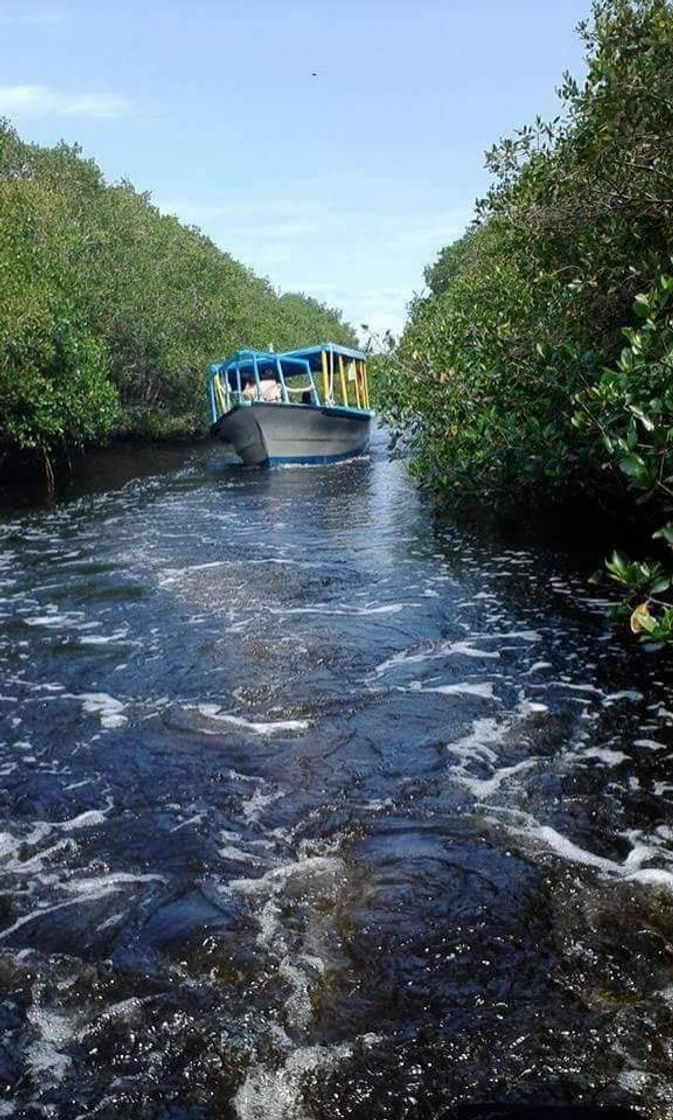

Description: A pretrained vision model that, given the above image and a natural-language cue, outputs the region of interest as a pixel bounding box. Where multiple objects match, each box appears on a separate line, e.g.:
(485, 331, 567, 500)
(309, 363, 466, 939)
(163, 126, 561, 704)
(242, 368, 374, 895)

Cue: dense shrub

(0, 122, 355, 457)
(381, 0, 673, 498)
(0, 174, 117, 456)
(378, 0, 673, 638)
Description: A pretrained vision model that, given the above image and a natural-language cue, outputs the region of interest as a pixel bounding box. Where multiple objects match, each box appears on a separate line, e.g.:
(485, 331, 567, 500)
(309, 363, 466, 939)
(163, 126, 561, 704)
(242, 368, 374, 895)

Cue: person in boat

(242, 374, 281, 403)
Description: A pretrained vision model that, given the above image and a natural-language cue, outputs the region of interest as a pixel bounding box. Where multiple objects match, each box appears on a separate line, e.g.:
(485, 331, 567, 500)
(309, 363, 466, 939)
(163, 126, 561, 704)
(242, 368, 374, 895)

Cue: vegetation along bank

(0, 120, 356, 477)
(379, 0, 673, 642)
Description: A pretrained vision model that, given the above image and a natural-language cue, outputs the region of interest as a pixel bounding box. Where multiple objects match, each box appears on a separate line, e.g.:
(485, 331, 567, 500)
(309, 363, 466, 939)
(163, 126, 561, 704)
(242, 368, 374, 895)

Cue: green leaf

(653, 523, 673, 544)
(634, 293, 652, 319)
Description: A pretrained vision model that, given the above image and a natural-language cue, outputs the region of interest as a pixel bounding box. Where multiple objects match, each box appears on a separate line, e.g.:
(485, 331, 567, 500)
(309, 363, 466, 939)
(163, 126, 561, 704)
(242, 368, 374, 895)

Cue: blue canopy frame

(282, 342, 367, 372)
(207, 343, 369, 424)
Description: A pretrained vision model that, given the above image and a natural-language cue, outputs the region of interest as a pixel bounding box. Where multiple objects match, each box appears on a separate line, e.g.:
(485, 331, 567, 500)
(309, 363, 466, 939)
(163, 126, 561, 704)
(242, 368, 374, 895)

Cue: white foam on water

(233, 1041, 354, 1120)
(447, 641, 501, 660)
(468, 629, 541, 642)
(24, 610, 90, 630)
(490, 809, 673, 890)
(634, 738, 668, 751)
(278, 954, 324, 1031)
(79, 693, 127, 729)
(170, 813, 205, 833)
(627, 867, 673, 887)
(195, 705, 309, 736)
(61, 871, 164, 897)
(363, 797, 395, 812)
(159, 560, 228, 586)
(550, 681, 603, 695)
(0, 833, 19, 861)
(0, 866, 162, 940)
(582, 747, 630, 766)
(7, 865, 161, 939)
(618, 1069, 658, 1097)
(8, 837, 78, 873)
(241, 786, 285, 823)
(78, 630, 133, 646)
(406, 680, 495, 699)
(490, 814, 619, 873)
(275, 452, 369, 470)
(604, 689, 644, 704)
(0, 869, 162, 940)
(230, 856, 345, 911)
(270, 602, 407, 617)
(228, 855, 345, 1028)
(93, 995, 150, 1025)
(57, 807, 108, 831)
(447, 718, 510, 767)
(456, 759, 537, 799)
(374, 640, 499, 676)
(220, 842, 264, 865)
(0, 800, 110, 878)
(26, 1006, 74, 1086)
(227, 767, 264, 783)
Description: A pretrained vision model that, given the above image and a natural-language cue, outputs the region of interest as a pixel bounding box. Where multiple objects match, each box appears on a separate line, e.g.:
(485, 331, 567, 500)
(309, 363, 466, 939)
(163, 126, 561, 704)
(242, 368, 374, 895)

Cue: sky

(0, 0, 591, 339)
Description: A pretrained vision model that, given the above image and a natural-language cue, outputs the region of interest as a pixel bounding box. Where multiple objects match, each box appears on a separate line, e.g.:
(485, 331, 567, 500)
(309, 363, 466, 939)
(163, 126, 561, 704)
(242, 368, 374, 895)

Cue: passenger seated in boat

(242, 377, 281, 403)
(258, 377, 281, 403)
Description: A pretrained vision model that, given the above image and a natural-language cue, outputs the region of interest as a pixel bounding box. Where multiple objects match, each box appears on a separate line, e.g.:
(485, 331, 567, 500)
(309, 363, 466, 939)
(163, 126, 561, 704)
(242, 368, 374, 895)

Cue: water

(1, 430, 673, 1119)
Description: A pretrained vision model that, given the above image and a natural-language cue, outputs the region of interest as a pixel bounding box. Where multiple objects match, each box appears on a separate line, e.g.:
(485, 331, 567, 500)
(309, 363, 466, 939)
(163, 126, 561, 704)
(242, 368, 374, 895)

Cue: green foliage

(0, 120, 356, 455)
(382, 220, 601, 500)
(0, 173, 118, 454)
(378, 0, 673, 640)
(578, 275, 673, 639)
(380, 0, 673, 495)
(576, 273, 673, 499)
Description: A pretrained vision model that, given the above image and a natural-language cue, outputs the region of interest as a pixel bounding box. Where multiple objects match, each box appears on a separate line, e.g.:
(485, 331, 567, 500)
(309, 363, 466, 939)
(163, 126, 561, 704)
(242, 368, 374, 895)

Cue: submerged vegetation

(0, 121, 355, 465)
(379, 0, 673, 641)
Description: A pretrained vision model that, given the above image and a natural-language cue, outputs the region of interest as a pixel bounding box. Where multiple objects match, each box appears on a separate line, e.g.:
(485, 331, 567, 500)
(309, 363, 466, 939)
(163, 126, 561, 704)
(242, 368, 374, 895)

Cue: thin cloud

(0, 85, 131, 119)
(0, 10, 63, 27)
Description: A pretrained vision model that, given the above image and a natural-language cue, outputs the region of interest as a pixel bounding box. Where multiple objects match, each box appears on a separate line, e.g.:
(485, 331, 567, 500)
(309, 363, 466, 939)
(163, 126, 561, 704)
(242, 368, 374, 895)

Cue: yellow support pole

(352, 361, 362, 409)
(321, 350, 329, 404)
(361, 361, 370, 409)
(214, 374, 227, 417)
(338, 355, 348, 406)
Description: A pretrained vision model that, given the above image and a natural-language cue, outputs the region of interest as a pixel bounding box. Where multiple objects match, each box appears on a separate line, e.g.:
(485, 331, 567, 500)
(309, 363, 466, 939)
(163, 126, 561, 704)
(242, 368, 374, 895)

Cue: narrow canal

(1, 430, 673, 1119)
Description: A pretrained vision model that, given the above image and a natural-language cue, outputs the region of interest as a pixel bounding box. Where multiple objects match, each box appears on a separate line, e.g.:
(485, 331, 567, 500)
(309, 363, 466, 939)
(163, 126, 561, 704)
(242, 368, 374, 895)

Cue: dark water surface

(2, 432, 673, 1119)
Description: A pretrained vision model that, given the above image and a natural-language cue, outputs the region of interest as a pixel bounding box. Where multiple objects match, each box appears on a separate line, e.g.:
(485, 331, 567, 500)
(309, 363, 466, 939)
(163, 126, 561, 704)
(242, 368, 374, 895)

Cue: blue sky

(0, 0, 590, 338)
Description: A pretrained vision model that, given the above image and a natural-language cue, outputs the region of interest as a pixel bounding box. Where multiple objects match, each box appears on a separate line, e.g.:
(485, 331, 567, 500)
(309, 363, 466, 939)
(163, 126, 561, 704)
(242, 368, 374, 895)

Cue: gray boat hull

(211, 403, 372, 466)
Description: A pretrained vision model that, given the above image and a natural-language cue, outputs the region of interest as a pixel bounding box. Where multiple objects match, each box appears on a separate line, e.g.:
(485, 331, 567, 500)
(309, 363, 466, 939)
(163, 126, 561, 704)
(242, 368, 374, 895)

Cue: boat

(206, 342, 373, 467)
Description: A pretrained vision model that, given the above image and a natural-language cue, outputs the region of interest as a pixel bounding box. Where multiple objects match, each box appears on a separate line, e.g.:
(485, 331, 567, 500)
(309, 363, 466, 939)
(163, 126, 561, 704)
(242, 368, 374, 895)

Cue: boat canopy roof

(209, 343, 367, 387)
(282, 343, 367, 371)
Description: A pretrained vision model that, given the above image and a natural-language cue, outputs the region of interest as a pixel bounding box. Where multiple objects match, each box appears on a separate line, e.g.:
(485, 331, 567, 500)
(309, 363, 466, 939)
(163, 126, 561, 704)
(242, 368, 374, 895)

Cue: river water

(1, 431, 673, 1119)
